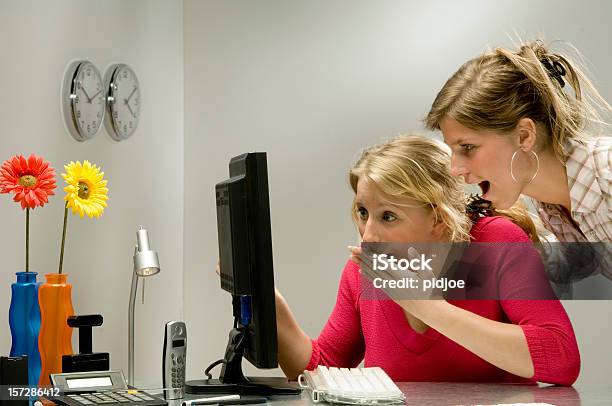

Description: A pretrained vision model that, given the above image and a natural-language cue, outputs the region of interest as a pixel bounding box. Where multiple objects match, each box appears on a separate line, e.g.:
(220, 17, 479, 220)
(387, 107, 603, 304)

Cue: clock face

(106, 64, 140, 141)
(66, 61, 105, 141)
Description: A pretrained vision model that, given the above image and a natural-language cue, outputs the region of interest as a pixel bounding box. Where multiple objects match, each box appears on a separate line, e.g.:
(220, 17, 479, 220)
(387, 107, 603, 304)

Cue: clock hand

(124, 99, 137, 118)
(89, 89, 103, 101)
(126, 87, 138, 103)
(79, 83, 92, 103)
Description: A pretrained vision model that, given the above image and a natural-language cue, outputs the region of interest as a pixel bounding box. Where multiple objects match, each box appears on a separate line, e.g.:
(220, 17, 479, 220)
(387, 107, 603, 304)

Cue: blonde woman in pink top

(275, 135, 580, 385)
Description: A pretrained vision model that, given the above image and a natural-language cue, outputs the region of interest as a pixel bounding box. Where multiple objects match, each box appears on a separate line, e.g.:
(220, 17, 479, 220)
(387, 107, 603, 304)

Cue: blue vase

(9, 271, 42, 386)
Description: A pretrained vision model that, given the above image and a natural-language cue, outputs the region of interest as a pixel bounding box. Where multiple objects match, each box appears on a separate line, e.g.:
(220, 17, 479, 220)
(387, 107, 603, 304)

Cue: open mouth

(479, 181, 490, 197)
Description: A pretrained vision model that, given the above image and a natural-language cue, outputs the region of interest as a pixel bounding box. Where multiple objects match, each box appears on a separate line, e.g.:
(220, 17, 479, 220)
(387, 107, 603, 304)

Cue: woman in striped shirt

(425, 39, 611, 280)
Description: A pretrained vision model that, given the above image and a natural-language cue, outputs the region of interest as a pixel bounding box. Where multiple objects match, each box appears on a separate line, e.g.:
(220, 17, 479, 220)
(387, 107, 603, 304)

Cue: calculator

(48, 370, 167, 405)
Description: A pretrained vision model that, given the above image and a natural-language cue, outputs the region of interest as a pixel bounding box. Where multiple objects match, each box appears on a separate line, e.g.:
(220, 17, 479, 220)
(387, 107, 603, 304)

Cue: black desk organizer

(62, 314, 110, 373)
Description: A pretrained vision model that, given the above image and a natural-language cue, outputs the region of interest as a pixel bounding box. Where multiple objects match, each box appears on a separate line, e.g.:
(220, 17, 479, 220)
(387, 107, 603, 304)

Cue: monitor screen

(215, 152, 278, 369)
(185, 152, 300, 396)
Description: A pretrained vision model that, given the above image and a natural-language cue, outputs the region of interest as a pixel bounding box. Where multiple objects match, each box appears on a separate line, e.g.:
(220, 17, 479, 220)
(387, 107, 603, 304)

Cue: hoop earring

(510, 149, 540, 183)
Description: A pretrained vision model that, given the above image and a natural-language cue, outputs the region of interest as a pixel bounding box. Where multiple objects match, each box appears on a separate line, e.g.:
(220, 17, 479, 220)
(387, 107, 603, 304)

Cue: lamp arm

(128, 269, 138, 387)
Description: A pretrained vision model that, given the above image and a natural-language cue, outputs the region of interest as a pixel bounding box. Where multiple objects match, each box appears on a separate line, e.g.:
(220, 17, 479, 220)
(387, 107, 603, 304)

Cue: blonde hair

(349, 135, 540, 242)
(349, 135, 472, 242)
(494, 202, 539, 243)
(425, 39, 611, 159)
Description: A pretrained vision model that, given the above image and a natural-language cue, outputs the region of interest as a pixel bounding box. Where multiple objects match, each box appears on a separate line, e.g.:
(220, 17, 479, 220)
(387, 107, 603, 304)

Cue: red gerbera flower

(0, 154, 56, 209)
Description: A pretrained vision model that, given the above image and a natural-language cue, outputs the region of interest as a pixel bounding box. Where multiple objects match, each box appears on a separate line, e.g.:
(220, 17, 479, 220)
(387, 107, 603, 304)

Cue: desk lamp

(128, 226, 160, 386)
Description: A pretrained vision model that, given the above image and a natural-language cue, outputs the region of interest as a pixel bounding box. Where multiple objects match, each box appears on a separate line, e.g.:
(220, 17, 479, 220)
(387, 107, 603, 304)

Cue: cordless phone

(162, 321, 186, 400)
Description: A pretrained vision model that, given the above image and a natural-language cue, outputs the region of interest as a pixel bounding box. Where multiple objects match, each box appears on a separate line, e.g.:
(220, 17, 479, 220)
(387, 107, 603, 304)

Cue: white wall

(0, 0, 183, 387)
(183, 0, 612, 385)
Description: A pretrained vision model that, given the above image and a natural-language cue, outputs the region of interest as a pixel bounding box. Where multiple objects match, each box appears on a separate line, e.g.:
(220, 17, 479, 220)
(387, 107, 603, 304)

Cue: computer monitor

(185, 152, 300, 397)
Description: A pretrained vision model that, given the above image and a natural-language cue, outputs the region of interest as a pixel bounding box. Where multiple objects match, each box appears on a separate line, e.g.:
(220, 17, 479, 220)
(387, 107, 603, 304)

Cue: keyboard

(299, 366, 405, 404)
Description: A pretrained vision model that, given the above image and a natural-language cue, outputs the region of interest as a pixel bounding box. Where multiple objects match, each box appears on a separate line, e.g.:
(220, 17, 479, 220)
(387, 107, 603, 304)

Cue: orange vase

(38, 273, 74, 385)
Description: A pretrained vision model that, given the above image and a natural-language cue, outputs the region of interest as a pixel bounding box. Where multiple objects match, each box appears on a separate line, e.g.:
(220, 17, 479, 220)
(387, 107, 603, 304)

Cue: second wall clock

(104, 64, 140, 141)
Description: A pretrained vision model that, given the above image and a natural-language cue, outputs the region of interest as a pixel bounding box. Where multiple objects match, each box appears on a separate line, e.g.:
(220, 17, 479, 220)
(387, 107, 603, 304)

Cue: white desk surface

(169, 382, 611, 405)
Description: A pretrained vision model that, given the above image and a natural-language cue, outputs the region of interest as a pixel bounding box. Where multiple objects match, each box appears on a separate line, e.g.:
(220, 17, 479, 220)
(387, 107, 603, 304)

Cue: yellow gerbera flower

(62, 161, 108, 218)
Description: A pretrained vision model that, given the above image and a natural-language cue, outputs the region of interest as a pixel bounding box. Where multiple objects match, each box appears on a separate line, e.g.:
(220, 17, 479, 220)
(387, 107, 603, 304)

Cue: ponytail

(467, 196, 539, 242)
(494, 202, 539, 243)
(495, 40, 609, 158)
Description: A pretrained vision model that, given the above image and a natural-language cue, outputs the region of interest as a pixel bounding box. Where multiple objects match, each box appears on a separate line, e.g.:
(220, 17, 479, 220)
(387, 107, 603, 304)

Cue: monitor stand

(185, 327, 301, 396)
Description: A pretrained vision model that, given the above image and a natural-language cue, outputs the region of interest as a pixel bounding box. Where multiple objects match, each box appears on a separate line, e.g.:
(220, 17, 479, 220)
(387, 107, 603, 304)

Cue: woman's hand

(347, 244, 440, 302)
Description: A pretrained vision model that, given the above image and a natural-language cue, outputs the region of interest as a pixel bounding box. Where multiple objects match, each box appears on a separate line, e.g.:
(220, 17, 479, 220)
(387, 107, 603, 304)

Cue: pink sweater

(306, 217, 580, 386)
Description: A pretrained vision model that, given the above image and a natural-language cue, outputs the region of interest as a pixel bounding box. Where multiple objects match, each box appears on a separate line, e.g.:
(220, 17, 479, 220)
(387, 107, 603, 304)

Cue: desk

(167, 383, 611, 405)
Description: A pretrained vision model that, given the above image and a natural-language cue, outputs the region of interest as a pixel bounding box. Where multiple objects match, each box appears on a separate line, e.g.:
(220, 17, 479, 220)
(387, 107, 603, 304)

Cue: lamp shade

(133, 227, 160, 276)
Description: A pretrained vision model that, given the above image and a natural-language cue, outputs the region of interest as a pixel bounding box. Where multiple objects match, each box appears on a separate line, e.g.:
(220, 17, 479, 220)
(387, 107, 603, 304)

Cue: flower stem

(26, 208, 29, 272)
(58, 203, 68, 274)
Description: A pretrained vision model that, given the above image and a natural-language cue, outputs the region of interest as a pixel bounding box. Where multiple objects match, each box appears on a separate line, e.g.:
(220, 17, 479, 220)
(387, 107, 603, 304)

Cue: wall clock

(104, 64, 140, 141)
(62, 60, 105, 141)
